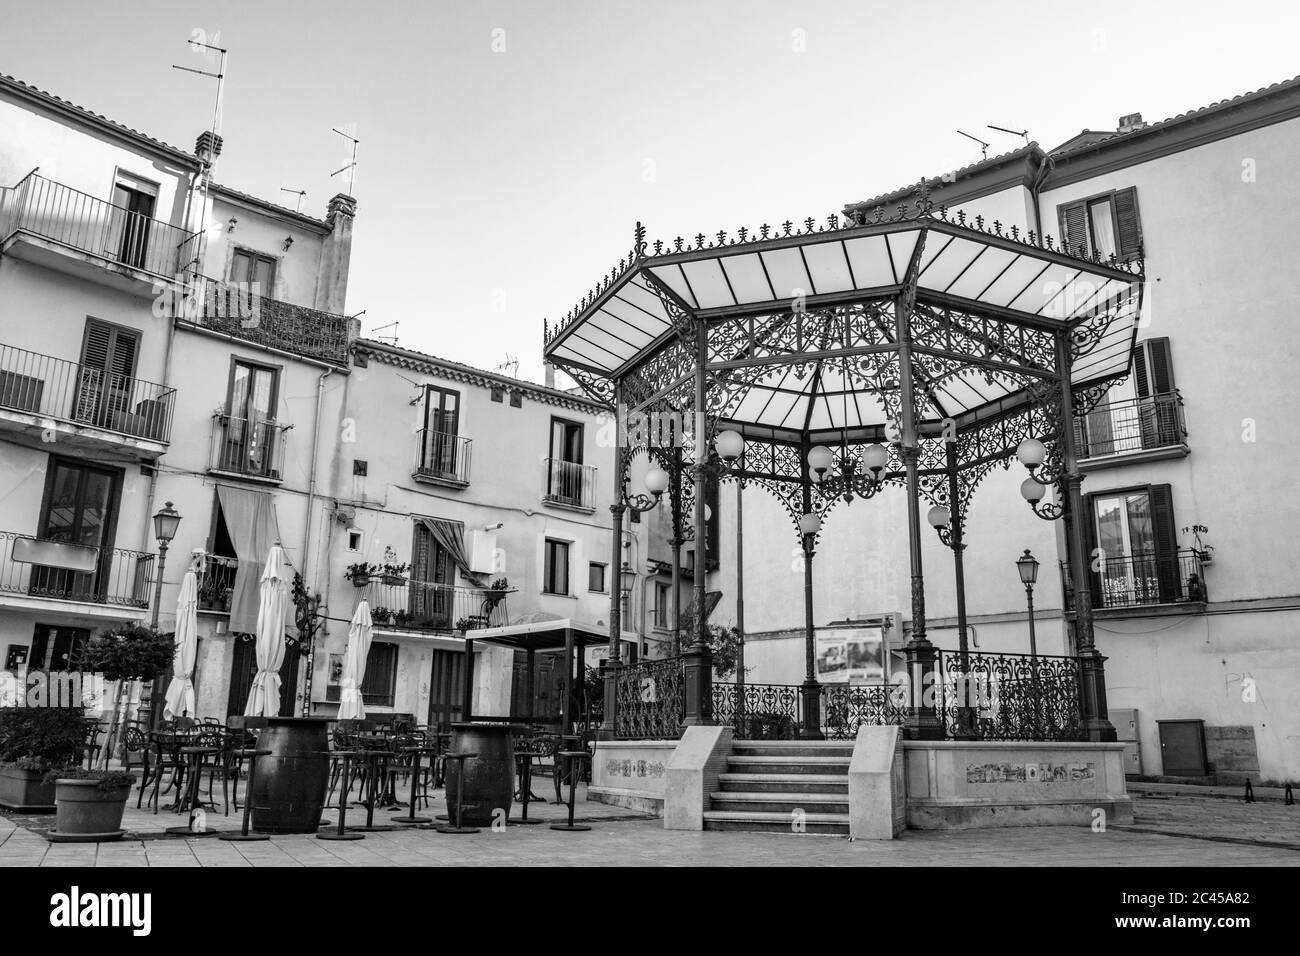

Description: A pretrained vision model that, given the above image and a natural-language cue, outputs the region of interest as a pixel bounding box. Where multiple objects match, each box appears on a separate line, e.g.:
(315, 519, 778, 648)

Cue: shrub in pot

(0, 707, 86, 811)
(44, 767, 136, 841)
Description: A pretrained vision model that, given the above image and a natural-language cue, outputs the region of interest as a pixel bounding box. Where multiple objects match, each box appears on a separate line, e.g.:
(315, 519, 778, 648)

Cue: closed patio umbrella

(245, 544, 290, 717)
(337, 600, 372, 720)
(162, 552, 201, 720)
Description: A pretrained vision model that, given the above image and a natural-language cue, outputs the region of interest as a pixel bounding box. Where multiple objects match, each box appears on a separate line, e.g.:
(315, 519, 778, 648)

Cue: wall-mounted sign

(815, 626, 887, 683)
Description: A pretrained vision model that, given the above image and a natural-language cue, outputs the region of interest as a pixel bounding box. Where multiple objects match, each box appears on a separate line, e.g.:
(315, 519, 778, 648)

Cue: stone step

(726, 756, 851, 775)
(702, 810, 850, 835)
(718, 773, 849, 794)
(731, 741, 854, 758)
(710, 792, 850, 814)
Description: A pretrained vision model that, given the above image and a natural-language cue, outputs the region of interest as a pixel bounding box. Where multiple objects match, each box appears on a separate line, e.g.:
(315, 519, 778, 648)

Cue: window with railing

(542, 459, 596, 510)
(0, 172, 198, 278)
(1062, 549, 1206, 609)
(0, 342, 175, 443)
(412, 429, 471, 484)
(0, 529, 153, 607)
(1075, 337, 1184, 460)
(197, 553, 238, 612)
(208, 411, 289, 481)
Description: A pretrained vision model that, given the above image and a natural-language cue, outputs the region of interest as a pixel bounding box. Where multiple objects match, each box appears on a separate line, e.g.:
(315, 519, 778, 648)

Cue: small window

(491, 387, 504, 403)
(360, 642, 398, 707)
(347, 530, 363, 552)
(588, 562, 607, 593)
(543, 539, 570, 595)
(653, 581, 671, 629)
(509, 391, 522, 408)
(231, 247, 278, 295)
(353, 460, 368, 476)
(1058, 187, 1142, 262)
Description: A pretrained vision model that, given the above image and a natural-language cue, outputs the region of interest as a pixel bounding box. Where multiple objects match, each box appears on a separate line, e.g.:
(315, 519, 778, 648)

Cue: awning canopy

(468, 617, 636, 652)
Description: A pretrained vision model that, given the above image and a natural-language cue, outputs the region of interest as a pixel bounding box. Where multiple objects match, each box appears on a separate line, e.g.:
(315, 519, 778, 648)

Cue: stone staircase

(703, 740, 852, 834)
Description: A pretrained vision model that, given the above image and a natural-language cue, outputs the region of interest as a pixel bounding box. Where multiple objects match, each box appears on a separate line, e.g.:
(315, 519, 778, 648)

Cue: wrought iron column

(897, 257, 943, 740)
(946, 443, 976, 739)
(735, 475, 746, 709)
(669, 445, 684, 657)
(601, 381, 626, 740)
(1056, 332, 1116, 742)
(798, 436, 823, 739)
(681, 317, 713, 725)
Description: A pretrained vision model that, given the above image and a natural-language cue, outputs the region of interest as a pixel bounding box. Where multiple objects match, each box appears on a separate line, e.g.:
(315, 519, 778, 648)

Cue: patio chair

(122, 725, 152, 808)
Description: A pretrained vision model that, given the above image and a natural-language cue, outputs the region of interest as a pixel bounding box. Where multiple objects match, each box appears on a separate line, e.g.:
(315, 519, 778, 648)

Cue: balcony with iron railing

(1074, 391, 1187, 464)
(541, 458, 597, 512)
(0, 172, 200, 290)
(0, 342, 175, 457)
(198, 282, 354, 368)
(0, 529, 154, 610)
(412, 428, 471, 486)
(208, 410, 291, 483)
(196, 553, 239, 613)
(1062, 549, 1207, 612)
(354, 576, 511, 634)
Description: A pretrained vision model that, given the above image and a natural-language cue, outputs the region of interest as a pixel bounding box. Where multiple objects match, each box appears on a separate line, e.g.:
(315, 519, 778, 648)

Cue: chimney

(314, 193, 356, 315)
(544, 362, 556, 389)
(195, 131, 223, 166)
(1117, 112, 1147, 134)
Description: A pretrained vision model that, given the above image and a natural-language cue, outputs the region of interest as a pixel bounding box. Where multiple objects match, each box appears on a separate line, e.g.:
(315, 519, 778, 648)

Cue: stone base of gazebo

(587, 739, 676, 815)
(902, 739, 1134, 831)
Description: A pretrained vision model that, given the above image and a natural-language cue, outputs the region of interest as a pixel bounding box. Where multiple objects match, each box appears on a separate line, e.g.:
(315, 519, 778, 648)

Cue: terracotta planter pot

(51, 780, 130, 841)
(350, 574, 370, 588)
(0, 766, 57, 812)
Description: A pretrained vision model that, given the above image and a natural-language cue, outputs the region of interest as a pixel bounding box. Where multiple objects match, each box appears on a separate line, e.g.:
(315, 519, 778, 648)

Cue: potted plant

(370, 606, 394, 626)
(44, 767, 136, 842)
(0, 707, 87, 811)
(344, 561, 379, 587)
(76, 622, 176, 755)
(1182, 524, 1215, 565)
(483, 576, 510, 613)
(379, 547, 409, 586)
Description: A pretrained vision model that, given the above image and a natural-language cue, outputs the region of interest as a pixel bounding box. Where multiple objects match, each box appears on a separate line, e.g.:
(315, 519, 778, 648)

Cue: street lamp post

(1017, 548, 1043, 737)
(147, 501, 181, 730)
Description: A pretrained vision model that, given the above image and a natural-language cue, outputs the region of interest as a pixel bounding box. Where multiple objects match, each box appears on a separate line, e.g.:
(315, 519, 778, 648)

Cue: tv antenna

(280, 187, 306, 212)
(173, 38, 228, 279)
(370, 320, 398, 345)
(987, 124, 1030, 146)
(494, 354, 520, 378)
(956, 129, 990, 160)
(331, 128, 359, 196)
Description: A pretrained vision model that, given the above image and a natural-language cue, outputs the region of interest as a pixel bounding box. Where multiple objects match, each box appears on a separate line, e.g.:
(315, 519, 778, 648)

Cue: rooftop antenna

(956, 129, 990, 160)
(331, 128, 359, 196)
(173, 38, 228, 280)
(279, 187, 306, 213)
(494, 354, 520, 378)
(987, 124, 1030, 146)
(370, 320, 398, 345)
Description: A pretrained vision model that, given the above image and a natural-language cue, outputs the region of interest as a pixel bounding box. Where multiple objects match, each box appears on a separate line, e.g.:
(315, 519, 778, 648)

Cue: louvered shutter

(1132, 345, 1150, 398)
(1143, 337, 1175, 394)
(1065, 494, 1101, 611)
(1113, 187, 1143, 260)
(80, 322, 112, 371)
(1148, 484, 1181, 602)
(1058, 201, 1089, 256)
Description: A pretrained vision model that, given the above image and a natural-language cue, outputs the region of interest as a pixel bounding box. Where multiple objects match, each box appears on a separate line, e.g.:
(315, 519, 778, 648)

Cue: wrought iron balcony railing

(1074, 390, 1186, 459)
(208, 411, 290, 481)
(541, 458, 597, 510)
(356, 576, 510, 633)
(0, 173, 198, 279)
(1061, 548, 1207, 610)
(196, 553, 238, 612)
(0, 342, 175, 443)
(0, 529, 154, 608)
(200, 282, 353, 367)
(612, 650, 1086, 743)
(412, 428, 471, 484)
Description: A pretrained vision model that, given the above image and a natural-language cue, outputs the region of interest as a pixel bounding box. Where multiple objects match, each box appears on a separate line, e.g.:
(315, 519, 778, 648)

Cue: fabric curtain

(218, 485, 283, 633)
(417, 516, 485, 586)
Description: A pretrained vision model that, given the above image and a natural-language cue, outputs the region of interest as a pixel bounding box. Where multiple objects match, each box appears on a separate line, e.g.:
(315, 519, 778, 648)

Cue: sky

(2, 0, 1299, 384)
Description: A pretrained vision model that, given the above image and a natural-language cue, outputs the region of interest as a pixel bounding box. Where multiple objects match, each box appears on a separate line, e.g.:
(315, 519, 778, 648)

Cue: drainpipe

(299, 367, 332, 715)
(1030, 150, 1055, 240)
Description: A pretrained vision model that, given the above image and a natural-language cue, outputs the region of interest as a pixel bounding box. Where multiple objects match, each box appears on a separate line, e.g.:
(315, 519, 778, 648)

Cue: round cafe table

(391, 745, 437, 825)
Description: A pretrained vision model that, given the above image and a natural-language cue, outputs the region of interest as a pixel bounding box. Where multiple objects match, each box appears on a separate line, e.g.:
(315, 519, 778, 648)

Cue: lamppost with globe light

(146, 501, 181, 729)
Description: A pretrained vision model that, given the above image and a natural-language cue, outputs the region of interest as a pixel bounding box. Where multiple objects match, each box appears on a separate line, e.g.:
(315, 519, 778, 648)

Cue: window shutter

(1065, 494, 1101, 611)
(1148, 483, 1181, 602)
(108, 330, 137, 379)
(1113, 187, 1143, 260)
(1058, 201, 1088, 256)
(1132, 344, 1150, 398)
(80, 322, 112, 371)
(1143, 337, 1175, 394)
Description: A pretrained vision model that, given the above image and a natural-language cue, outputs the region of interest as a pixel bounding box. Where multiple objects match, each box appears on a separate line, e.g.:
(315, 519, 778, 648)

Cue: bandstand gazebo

(543, 190, 1142, 745)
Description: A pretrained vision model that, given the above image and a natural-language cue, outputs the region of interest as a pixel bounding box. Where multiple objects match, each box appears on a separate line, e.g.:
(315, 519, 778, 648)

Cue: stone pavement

(1118, 792, 1300, 850)
(1, 786, 1298, 866)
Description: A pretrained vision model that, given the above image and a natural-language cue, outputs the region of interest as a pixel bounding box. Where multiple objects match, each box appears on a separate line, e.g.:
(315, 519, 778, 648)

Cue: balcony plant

(1182, 524, 1215, 565)
(0, 707, 86, 811)
(483, 576, 510, 613)
(370, 606, 395, 626)
(43, 767, 137, 841)
(344, 561, 380, 587)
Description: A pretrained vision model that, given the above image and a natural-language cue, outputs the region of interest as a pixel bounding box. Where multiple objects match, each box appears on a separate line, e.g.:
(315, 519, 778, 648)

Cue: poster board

(815, 625, 889, 684)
